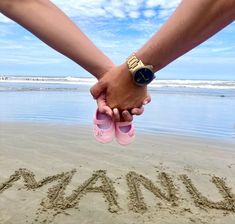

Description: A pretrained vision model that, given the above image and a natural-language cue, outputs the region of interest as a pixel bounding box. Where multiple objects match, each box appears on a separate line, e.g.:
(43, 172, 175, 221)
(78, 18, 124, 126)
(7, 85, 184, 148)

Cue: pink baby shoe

(93, 109, 115, 143)
(115, 121, 135, 145)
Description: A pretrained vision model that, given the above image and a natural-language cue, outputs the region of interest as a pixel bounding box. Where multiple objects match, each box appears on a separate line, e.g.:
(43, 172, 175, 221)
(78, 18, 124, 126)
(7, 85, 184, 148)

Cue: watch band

(127, 54, 144, 74)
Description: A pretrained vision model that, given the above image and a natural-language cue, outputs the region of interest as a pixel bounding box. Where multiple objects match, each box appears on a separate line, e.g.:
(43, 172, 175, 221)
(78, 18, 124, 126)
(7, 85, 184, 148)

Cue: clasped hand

(90, 63, 151, 122)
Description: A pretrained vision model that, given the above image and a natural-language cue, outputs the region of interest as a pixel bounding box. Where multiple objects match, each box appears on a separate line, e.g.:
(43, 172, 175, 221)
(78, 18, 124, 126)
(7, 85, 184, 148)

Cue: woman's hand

(96, 93, 151, 122)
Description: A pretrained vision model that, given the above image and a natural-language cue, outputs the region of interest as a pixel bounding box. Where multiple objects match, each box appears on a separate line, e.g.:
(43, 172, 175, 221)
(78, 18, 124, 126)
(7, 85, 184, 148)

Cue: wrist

(125, 54, 156, 86)
(135, 48, 164, 73)
(91, 62, 115, 80)
(120, 62, 147, 89)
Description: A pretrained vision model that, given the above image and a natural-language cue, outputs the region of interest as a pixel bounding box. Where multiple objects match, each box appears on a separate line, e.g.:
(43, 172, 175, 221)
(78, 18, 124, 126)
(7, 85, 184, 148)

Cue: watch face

(134, 67, 154, 86)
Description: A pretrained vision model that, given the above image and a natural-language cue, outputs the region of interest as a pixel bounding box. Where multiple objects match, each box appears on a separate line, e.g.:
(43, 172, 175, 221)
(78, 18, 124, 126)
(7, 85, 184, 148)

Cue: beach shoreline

(0, 122, 235, 224)
(1, 78, 235, 140)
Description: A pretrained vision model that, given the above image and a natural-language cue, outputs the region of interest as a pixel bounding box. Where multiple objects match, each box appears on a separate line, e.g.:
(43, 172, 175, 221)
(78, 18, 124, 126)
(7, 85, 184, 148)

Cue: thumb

(97, 94, 113, 117)
(90, 80, 106, 99)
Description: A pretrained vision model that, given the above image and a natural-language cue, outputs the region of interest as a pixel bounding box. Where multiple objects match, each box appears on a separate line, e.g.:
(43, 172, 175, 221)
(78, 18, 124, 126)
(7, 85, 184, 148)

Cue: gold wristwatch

(127, 54, 155, 86)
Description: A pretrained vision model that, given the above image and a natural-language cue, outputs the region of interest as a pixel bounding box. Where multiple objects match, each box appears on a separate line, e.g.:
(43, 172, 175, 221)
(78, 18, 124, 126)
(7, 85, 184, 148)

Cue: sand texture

(0, 122, 235, 224)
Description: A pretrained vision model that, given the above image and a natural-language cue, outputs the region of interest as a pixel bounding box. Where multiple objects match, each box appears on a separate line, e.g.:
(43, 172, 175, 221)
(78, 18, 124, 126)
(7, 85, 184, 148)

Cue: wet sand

(0, 122, 235, 224)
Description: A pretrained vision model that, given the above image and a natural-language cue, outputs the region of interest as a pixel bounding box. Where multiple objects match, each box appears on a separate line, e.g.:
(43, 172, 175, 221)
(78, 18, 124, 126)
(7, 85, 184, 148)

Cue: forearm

(0, 0, 113, 78)
(136, 0, 235, 72)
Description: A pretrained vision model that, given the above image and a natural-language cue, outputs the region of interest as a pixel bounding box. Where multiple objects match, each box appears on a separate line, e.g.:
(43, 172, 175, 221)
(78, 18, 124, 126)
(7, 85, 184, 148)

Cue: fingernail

(143, 100, 148, 105)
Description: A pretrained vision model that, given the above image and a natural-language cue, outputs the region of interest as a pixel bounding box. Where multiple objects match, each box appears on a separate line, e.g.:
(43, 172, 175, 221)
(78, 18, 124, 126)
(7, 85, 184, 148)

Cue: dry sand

(0, 122, 235, 224)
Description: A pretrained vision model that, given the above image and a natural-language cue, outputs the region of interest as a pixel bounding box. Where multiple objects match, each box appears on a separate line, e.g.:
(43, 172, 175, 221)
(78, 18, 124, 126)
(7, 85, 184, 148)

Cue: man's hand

(91, 63, 149, 113)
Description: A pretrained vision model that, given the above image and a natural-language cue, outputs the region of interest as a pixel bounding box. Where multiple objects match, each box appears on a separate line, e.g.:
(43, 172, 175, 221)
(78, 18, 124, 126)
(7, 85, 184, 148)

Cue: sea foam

(0, 76, 235, 90)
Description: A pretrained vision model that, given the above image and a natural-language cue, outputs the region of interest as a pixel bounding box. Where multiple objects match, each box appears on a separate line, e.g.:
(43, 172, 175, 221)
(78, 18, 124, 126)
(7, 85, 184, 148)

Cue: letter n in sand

(126, 171, 178, 213)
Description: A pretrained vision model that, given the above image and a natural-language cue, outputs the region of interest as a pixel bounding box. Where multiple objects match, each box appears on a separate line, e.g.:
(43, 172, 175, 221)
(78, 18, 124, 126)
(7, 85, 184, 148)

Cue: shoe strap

(116, 121, 132, 127)
(93, 118, 112, 125)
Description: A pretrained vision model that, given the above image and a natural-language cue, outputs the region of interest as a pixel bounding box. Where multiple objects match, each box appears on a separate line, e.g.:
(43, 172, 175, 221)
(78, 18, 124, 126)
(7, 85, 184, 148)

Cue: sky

(0, 0, 234, 80)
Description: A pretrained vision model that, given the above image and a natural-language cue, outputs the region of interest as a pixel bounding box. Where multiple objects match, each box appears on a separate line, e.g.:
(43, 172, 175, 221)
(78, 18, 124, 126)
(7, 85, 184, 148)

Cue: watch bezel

(133, 66, 155, 86)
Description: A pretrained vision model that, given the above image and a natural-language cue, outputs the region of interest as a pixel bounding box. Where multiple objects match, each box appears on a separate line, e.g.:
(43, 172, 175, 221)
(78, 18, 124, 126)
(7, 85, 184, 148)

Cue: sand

(0, 122, 235, 224)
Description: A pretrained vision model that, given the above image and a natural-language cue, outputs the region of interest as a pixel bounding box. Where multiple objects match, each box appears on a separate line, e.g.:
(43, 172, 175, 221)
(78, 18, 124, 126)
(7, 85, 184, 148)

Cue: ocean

(0, 76, 235, 140)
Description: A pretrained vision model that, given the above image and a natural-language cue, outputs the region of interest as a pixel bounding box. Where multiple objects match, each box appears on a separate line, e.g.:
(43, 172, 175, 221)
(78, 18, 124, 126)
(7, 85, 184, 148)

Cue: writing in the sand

(0, 169, 234, 214)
